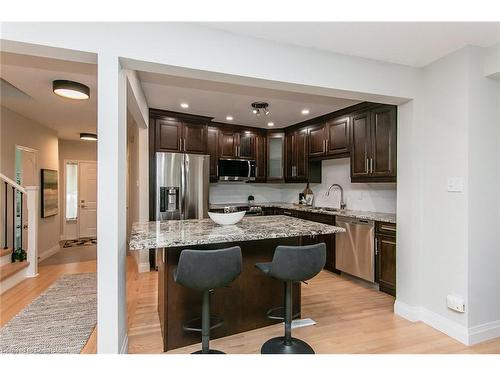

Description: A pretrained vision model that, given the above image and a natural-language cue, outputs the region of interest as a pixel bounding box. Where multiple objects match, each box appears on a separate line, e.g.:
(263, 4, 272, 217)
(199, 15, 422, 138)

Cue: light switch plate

(447, 177, 464, 192)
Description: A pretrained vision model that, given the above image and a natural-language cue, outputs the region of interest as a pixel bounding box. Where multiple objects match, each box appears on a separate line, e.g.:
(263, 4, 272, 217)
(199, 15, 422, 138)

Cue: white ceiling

(138, 71, 360, 128)
(1, 52, 97, 140)
(203, 22, 500, 67)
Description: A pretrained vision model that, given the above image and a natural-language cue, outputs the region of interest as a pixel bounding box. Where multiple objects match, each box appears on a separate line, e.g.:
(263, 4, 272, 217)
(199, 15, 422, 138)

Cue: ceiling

(1, 52, 97, 140)
(203, 22, 500, 67)
(138, 71, 360, 128)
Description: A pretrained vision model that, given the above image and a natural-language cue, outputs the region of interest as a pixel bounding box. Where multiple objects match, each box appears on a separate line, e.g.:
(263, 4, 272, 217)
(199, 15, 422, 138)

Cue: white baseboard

(120, 334, 129, 354)
(38, 244, 61, 262)
(394, 300, 468, 344)
(468, 319, 500, 345)
(137, 262, 150, 273)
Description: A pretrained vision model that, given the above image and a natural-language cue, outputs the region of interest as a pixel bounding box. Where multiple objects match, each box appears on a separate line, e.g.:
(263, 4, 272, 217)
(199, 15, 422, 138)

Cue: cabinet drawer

(375, 222, 396, 236)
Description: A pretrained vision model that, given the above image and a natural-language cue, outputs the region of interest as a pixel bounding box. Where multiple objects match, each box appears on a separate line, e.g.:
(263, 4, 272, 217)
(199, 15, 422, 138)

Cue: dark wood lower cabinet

(375, 222, 396, 296)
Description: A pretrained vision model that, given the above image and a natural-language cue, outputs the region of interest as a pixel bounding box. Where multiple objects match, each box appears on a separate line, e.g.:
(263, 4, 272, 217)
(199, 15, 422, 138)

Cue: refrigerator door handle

(180, 154, 186, 220)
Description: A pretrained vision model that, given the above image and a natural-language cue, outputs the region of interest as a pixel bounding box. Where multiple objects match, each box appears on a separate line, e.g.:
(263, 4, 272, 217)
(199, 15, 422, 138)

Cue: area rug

(0, 273, 96, 353)
(63, 238, 96, 248)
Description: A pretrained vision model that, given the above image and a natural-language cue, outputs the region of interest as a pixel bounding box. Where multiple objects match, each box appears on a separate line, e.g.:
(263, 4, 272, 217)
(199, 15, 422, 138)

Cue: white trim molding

(394, 300, 468, 344)
(468, 320, 500, 345)
(38, 244, 61, 262)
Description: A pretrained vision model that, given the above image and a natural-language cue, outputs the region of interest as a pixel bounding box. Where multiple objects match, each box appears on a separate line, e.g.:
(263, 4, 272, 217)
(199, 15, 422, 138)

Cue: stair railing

(1, 172, 39, 277)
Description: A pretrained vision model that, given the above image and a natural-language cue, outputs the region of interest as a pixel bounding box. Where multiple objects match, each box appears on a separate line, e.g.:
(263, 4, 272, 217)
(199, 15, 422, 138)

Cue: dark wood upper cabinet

(350, 105, 396, 182)
(219, 130, 237, 158)
(326, 116, 350, 156)
(350, 112, 371, 178)
(285, 129, 309, 182)
(255, 133, 267, 182)
(207, 127, 219, 182)
(308, 123, 326, 157)
(183, 122, 207, 154)
(156, 118, 183, 152)
(371, 106, 397, 178)
(238, 132, 256, 160)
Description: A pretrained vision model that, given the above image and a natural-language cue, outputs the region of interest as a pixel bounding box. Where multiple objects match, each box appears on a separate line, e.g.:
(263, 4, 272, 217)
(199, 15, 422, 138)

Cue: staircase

(0, 173, 38, 294)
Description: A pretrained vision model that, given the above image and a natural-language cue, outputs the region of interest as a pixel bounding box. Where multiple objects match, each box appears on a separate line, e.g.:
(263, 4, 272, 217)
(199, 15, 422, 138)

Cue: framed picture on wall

(41, 169, 58, 218)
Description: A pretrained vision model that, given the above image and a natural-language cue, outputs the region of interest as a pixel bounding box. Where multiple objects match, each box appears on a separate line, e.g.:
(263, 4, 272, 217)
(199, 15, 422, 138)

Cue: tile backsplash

(210, 158, 396, 213)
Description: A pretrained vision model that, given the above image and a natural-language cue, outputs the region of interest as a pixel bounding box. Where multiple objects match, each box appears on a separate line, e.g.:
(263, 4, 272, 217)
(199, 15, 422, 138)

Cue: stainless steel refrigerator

(156, 152, 209, 221)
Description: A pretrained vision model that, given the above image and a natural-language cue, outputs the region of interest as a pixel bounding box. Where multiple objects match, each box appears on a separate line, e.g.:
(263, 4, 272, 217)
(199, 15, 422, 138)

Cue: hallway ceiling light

(52, 80, 90, 100)
(80, 133, 97, 141)
(301, 109, 310, 115)
(251, 102, 269, 116)
(180, 103, 189, 109)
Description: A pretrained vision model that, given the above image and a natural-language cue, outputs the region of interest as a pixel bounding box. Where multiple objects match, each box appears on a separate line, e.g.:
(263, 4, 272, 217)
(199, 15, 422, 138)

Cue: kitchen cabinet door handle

(179, 138, 182, 150)
(375, 239, 379, 255)
(365, 158, 369, 173)
(370, 158, 374, 173)
(380, 225, 396, 232)
(283, 211, 292, 215)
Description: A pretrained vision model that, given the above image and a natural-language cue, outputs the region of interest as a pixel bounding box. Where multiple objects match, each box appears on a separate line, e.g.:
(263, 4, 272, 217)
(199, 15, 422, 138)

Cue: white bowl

(208, 211, 246, 225)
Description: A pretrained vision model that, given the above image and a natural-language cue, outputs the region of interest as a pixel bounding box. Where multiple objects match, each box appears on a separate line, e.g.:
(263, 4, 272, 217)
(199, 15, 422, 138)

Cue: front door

(78, 161, 97, 238)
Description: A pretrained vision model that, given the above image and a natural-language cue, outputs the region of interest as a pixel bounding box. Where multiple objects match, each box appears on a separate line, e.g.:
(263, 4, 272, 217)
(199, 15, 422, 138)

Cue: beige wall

(58, 139, 97, 239)
(0, 106, 60, 258)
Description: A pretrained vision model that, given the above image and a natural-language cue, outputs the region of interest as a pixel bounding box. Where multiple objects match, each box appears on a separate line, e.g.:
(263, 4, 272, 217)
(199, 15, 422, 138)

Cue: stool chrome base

(193, 349, 225, 354)
(261, 336, 315, 354)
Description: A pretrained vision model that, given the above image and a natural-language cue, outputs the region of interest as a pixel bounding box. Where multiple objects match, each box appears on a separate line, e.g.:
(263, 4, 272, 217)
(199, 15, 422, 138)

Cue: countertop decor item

(303, 183, 314, 206)
(208, 210, 246, 226)
(248, 195, 255, 206)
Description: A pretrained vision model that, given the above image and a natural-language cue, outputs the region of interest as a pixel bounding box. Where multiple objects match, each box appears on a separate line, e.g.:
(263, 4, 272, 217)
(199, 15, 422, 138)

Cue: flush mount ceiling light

(180, 103, 189, 109)
(251, 101, 269, 116)
(226, 115, 233, 121)
(267, 122, 274, 127)
(301, 109, 310, 115)
(80, 133, 97, 141)
(52, 80, 90, 100)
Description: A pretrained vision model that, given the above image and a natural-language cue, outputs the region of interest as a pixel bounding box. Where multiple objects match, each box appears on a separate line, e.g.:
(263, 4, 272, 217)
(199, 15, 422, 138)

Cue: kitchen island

(129, 215, 344, 352)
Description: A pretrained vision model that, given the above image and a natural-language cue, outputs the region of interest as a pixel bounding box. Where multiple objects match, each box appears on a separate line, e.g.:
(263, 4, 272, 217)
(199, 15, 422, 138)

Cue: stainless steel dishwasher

(335, 216, 375, 282)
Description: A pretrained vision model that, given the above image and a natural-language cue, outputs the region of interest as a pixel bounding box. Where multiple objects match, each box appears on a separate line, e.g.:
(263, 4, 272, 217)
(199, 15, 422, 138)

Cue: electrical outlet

(447, 177, 464, 192)
(447, 295, 465, 313)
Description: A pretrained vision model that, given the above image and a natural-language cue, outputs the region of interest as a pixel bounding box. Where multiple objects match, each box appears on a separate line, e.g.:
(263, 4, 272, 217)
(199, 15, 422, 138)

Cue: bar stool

(174, 246, 242, 354)
(255, 243, 326, 354)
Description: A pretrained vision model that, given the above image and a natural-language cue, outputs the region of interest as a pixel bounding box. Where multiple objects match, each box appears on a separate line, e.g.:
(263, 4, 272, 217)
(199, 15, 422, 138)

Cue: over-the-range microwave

(217, 158, 256, 181)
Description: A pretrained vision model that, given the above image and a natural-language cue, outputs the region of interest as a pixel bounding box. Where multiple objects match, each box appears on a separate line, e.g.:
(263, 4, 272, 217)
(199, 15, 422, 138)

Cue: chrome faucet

(326, 183, 346, 210)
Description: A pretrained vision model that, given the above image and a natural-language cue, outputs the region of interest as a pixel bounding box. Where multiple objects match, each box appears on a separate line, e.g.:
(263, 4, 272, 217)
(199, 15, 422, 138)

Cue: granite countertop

(129, 215, 345, 250)
(209, 202, 396, 224)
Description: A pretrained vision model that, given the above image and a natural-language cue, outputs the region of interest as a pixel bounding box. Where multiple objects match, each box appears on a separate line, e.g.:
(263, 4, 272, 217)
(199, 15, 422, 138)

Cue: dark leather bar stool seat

(255, 243, 326, 354)
(174, 246, 242, 354)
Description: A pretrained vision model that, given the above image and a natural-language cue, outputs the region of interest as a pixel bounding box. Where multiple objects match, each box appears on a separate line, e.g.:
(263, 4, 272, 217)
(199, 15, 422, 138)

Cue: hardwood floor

(2, 255, 499, 354)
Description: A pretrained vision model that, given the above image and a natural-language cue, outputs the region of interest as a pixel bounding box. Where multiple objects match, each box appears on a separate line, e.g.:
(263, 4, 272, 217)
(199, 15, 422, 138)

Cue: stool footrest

(183, 316, 224, 333)
(266, 306, 300, 321)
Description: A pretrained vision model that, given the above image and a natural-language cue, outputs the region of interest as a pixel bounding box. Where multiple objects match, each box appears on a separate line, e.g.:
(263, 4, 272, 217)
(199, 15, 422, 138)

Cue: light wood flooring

(1, 255, 499, 354)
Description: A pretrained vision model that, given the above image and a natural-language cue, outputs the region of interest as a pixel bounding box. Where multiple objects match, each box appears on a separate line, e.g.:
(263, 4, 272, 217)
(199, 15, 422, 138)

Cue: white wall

(466, 47, 500, 336)
(0, 106, 60, 259)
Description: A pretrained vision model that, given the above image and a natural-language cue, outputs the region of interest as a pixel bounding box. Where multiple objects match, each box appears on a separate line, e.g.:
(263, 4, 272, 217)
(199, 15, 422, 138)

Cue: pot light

(226, 116, 233, 121)
(180, 103, 189, 109)
(80, 133, 97, 141)
(301, 109, 310, 115)
(267, 122, 274, 127)
(53, 80, 90, 100)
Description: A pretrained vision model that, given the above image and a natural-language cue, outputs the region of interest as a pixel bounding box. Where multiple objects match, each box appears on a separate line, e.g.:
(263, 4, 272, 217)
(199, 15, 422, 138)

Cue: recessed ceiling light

(226, 116, 233, 121)
(301, 109, 310, 115)
(80, 133, 97, 141)
(180, 103, 189, 109)
(267, 122, 274, 127)
(53, 80, 90, 100)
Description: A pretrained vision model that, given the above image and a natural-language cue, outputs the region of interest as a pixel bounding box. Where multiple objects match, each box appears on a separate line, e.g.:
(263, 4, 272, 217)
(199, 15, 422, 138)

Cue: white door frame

(62, 159, 97, 240)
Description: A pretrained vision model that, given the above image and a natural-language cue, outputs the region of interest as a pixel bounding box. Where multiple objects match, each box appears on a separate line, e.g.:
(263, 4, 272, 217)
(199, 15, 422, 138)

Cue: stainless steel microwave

(217, 158, 256, 181)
